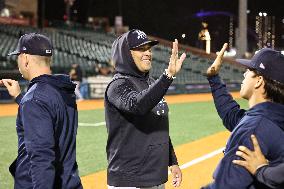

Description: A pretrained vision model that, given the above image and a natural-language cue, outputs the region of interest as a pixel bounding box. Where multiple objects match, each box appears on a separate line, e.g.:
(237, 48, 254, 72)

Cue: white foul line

(78, 122, 106, 127)
(78, 122, 225, 174)
(169, 147, 225, 175)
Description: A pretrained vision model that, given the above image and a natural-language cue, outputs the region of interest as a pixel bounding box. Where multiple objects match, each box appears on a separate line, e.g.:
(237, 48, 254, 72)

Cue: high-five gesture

(167, 39, 186, 77)
(206, 43, 228, 77)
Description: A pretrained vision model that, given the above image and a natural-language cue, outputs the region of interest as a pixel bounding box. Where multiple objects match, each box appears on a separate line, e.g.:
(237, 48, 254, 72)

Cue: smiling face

(130, 44, 153, 73)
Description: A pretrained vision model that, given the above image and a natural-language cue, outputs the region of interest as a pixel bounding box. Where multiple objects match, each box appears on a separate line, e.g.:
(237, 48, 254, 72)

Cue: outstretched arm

(206, 44, 246, 131)
(107, 39, 186, 115)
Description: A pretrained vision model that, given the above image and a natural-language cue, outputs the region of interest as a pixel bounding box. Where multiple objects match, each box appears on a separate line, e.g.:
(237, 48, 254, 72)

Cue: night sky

(45, 0, 284, 51)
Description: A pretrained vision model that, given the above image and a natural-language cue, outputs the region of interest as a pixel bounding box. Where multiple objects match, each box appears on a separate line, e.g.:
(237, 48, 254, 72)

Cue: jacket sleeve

(15, 93, 24, 104)
(169, 137, 178, 166)
(255, 163, 284, 188)
(207, 75, 246, 131)
(21, 100, 55, 189)
(107, 74, 172, 115)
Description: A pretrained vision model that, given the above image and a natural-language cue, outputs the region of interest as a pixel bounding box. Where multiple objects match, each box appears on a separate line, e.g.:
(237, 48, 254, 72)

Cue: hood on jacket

(111, 30, 149, 78)
(247, 102, 284, 130)
(28, 74, 76, 106)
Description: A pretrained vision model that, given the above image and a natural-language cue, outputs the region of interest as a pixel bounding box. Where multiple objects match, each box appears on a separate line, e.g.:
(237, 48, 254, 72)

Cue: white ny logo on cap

(134, 30, 147, 39)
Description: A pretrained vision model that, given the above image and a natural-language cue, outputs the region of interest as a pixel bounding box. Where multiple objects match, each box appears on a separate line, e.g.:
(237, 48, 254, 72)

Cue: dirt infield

(0, 92, 240, 117)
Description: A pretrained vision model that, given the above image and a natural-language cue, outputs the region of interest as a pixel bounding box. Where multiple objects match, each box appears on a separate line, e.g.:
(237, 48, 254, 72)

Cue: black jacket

(11, 74, 82, 189)
(104, 31, 178, 187)
(255, 163, 284, 188)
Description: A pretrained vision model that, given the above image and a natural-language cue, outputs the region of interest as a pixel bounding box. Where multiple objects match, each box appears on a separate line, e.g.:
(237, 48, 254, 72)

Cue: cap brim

(7, 51, 21, 56)
(236, 59, 254, 68)
(131, 40, 159, 49)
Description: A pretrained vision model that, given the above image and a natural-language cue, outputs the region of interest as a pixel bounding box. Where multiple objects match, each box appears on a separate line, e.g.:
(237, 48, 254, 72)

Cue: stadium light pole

(236, 0, 248, 58)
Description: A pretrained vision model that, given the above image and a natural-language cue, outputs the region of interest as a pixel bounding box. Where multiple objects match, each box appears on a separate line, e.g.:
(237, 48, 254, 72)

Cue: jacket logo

(134, 30, 147, 39)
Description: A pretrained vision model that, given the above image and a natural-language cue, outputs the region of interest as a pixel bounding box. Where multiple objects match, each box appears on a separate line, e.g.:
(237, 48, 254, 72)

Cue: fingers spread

(233, 160, 248, 167)
(236, 150, 250, 160)
(251, 135, 261, 153)
(179, 53, 186, 63)
(238, 146, 253, 156)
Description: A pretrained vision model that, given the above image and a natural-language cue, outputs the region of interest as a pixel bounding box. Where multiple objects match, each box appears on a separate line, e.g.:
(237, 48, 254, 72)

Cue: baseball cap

(127, 29, 159, 50)
(236, 48, 284, 84)
(8, 33, 53, 56)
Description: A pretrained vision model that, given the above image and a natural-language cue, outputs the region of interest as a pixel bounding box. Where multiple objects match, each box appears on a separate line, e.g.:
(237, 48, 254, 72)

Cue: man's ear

(24, 54, 29, 68)
(255, 76, 264, 89)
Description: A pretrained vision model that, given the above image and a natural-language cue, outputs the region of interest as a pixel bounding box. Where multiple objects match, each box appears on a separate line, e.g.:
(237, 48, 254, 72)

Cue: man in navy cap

(105, 29, 186, 188)
(1, 33, 83, 189)
(202, 44, 284, 189)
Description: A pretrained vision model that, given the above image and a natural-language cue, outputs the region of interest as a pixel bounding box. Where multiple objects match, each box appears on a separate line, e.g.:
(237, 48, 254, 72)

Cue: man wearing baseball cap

(1, 33, 83, 189)
(202, 44, 284, 189)
(105, 29, 186, 188)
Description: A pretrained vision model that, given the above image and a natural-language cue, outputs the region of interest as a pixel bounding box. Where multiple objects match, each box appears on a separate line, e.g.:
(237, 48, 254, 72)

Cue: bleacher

(0, 23, 245, 97)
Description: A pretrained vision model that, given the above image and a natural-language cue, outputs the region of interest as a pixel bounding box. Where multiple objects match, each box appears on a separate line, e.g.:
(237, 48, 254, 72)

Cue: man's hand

(167, 39, 186, 77)
(1, 79, 21, 98)
(233, 135, 268, 175)
(206, 43, 228, 77)
(170, 165, 182, 187)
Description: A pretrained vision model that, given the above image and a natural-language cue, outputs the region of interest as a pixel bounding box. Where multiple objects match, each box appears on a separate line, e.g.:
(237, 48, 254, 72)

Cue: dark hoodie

(104, 31, 178, 187)
(10, 74, 82, 189)
(203, 75, 284, 189)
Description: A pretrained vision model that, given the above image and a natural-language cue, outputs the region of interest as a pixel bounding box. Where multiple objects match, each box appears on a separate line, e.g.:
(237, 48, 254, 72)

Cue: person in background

(70, 63, 83, 100)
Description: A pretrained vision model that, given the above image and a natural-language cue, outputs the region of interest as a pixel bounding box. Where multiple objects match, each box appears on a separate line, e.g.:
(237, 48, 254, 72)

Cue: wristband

(164, 69, 176, 80)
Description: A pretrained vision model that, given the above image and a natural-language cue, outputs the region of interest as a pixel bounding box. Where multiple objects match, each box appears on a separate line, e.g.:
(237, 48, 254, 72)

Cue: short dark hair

(252, 69, 284, 104)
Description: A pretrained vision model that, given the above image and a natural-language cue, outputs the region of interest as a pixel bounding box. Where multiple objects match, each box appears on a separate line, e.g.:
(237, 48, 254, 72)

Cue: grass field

(0, 99, 248, 188)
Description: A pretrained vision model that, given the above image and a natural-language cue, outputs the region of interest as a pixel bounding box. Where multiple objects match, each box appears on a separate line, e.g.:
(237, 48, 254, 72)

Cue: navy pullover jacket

(104, 31, 178, 187)
(203, 75, 284, 189)
(11, 74, 82, 189)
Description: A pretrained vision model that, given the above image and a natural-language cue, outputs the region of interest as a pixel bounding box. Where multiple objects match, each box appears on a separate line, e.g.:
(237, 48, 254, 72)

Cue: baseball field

(0, 92, 248, 189)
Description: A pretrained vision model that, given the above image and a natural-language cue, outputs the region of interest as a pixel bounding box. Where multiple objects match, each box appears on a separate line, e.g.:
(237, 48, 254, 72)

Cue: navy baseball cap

(127, 29, 159, 50)
(236, 48, 284, 84)
(8, 33, 53, 56)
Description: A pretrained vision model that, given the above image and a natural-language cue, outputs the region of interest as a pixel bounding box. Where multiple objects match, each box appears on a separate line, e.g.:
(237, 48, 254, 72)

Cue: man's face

(240, 69, 259, 100)
(17, 54, 28, 79)
(130, 44, 153, 73)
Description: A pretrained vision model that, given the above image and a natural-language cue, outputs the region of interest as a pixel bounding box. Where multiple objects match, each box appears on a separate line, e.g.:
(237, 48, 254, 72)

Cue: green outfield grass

(0, 99, 247, 188)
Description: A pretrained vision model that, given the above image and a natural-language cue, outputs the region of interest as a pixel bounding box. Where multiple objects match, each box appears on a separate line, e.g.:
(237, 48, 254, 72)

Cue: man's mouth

(142, 59, 151, 63)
